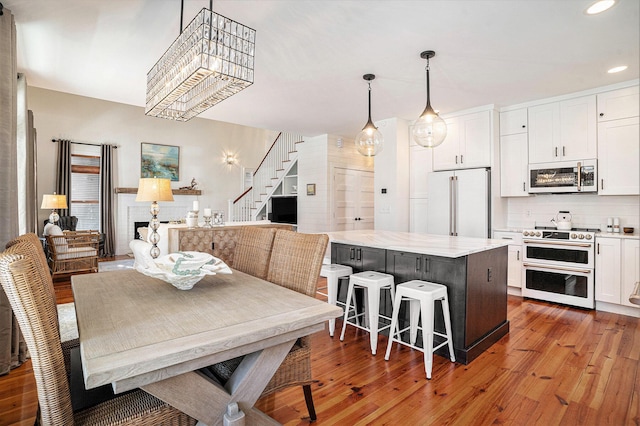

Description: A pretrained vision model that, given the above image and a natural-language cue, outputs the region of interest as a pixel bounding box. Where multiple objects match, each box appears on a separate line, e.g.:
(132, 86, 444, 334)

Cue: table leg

(142, 340, 294, 425)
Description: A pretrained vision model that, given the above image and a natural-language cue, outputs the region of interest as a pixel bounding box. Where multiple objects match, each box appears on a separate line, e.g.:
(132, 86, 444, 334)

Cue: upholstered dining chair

(0, 240, 197, 426)
(232, 226, 277, 279)
(207, 230, 329, 421)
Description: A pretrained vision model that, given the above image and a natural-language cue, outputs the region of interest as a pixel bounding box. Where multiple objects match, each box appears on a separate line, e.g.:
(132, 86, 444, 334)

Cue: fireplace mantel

(115, 187, 202, 195)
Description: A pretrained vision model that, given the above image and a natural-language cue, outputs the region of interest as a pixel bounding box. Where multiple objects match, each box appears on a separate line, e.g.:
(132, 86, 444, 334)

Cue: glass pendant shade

(355, 74, 383, 157)
(412, 50, 447, 148)
(413, 105, 447, 148)
(145, 6, 256, 122)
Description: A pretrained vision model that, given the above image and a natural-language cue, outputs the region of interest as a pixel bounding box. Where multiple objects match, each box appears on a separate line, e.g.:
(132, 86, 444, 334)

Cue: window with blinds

(71, 154, 100, 230)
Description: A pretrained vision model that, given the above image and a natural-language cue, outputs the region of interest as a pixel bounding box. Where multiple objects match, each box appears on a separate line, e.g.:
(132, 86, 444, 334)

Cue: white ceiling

(4, 0, 639, 137)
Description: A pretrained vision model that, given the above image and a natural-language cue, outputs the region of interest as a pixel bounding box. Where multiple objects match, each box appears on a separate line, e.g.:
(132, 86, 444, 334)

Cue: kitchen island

(325, 230, 510, 364)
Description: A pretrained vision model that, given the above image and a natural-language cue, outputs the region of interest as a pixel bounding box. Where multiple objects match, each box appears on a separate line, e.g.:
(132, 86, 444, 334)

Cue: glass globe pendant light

(355, 74, 384, 157)
(412, 50, 447, 148)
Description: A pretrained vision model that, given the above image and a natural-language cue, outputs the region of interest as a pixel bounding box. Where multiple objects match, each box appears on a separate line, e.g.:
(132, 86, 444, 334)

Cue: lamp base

(49, 211, 60, 225)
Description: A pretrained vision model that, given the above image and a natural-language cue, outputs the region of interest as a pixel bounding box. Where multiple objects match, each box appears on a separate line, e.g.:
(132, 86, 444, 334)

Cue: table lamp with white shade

(41, 193, 68, 225)
(136, 178, 174, 258)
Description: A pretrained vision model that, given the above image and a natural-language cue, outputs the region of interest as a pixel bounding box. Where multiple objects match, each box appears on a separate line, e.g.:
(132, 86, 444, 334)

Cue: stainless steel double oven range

(521, 227, 598, 309)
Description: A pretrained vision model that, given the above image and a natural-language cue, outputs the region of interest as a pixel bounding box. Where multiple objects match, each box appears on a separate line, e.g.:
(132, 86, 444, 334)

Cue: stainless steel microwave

(529, 159, 597, 193)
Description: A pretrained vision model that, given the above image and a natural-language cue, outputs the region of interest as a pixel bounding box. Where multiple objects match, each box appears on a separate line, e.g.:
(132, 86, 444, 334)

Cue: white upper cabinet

(597, 86, 639, 121)
(500, 108, 528, 135)
(598, 116, 639, 195)
(500, 133, 529, 197)
(528, 95, 597, 163)
(499, 109, 529, 197)
(433, 110, 491, 171)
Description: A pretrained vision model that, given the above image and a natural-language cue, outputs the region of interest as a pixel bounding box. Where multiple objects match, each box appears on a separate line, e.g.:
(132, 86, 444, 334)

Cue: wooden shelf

(115, 187, 202, 195)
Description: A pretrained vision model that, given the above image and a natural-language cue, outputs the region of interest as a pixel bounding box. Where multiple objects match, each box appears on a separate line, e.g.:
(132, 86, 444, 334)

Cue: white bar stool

(384, 280, 455, 379)
(340, 271, 395, 355)
(318, 264, 354, 336)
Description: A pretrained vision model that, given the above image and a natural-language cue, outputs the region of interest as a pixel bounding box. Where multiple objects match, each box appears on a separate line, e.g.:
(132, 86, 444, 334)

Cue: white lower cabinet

(595, 235, 640, 311)
(622, 239, 640, 308)
(493, 231, 522, 288)
(595, 237, 621, 303)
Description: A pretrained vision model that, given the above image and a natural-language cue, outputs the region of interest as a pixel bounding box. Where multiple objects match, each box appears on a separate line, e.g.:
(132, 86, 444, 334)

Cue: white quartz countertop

(324, 230, 510, 258)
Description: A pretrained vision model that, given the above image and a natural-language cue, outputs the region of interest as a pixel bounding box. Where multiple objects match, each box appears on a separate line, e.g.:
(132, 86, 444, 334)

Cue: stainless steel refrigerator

(426, 168, 490, 238)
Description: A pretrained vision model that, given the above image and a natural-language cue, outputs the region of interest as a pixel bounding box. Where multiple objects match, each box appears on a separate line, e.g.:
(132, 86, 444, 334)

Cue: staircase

(228, 132, 303, 222)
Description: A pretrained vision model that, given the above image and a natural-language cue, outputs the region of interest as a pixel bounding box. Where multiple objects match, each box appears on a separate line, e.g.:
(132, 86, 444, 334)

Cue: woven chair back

(0, 242, 74, 425)
(233, 226, 277, 279)
(267, 230, 329, 297)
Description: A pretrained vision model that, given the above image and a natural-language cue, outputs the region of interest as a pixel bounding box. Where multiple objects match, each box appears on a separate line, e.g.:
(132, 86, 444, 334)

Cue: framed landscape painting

(141, 143, 179, 181)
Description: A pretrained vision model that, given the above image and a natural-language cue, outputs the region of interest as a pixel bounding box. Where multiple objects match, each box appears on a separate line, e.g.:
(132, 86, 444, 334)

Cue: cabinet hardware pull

(599, 112, 604, 117)
(577, 161, 582, 192)
(350, 248, 355, 260)
(455, 155, 458, 164)
(601, 179, 604, 190)
(460, 155, 464, 164)
(424, 258, 429, 273)
(597, 243, 599, 255)
(555, 147, 558, 157)
(563, 146, 566, 156)
(522, 124, 526, 128)
(523, 263, 591, 274)
(356, 248, 362, 261)
(517, 250, 520, 261)
(523, 182, 525, 192)
(524, 239, 591, 248)
(416, 257, 421, 273)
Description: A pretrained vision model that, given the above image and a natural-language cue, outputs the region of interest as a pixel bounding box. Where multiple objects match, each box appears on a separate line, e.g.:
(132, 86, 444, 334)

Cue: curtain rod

(51, 138, 118, 149)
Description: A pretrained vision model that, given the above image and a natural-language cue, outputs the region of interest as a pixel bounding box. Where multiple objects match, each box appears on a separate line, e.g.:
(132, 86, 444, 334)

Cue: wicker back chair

(206, 230, 329, 421)
(232, 226, 277, 279)
(263, 230, 329, 420)
(45, 229, 99, 276)
(0, 241, 196, 426)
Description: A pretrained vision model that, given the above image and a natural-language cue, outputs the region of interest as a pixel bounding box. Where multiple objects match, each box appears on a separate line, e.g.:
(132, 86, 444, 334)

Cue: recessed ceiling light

(586, 0, 616, 15)
(608, 65, 628, 73)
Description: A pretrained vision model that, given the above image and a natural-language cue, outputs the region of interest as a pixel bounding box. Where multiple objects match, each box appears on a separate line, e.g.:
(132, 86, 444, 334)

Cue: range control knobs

(523, 231, 529, 236)
(578, 234, 585, 239)
(535, 232, 541, 237)
(571, 233, 577, 239)
(585, 234, 592, 240)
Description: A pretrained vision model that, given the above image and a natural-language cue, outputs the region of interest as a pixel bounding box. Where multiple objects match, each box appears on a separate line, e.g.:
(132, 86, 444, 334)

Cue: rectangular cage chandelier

(145, 3, 256, 121)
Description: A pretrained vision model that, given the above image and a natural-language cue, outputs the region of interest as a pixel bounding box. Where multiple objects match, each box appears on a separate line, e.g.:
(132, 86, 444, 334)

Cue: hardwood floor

(1, 271, 638, 425)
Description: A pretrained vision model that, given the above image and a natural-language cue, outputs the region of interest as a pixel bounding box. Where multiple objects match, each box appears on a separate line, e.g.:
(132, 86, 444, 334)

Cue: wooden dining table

(72, 269, 342, 425)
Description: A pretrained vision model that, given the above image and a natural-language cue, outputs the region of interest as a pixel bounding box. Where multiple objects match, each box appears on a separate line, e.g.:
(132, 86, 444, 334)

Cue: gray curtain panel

(100, 144, 116, 256)
(0, 6, 27, 375)
(55, 138, 71, 217)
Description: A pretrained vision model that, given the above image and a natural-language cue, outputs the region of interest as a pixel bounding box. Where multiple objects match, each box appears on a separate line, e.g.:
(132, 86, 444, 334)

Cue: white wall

(28, 87, 277, 252)
(375, 117, 410, 231)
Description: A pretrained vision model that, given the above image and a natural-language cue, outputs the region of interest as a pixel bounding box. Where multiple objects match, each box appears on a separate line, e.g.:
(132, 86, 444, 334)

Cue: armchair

(45, 225, 99, 276)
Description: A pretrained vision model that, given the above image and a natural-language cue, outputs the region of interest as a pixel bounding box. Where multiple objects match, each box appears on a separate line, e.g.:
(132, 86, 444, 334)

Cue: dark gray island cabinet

(327, 230, 509, 364)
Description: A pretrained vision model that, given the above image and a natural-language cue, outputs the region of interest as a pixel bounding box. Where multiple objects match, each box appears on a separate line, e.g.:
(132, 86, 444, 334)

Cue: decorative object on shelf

(186, 211, 199, 228)
(145, 0, 255, 121)
(412, 50, 447, 148)
(41, 193, 68, 225)
(355, 74, 384, 157)
(135, 177, 174, 258)
(307, 183, 316, 196)
(180, 178, 198, 190)
(141, 142, 180, 181)
(203, 208, 213, 227)
(212, 211, 225, 226)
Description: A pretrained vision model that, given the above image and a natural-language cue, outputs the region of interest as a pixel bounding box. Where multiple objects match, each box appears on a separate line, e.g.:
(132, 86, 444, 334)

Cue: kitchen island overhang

(325, 230, 510, 364)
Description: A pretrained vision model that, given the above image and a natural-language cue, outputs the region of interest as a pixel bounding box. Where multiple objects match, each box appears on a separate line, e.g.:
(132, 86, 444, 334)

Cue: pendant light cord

(425, 58, 432, 109)
(179, 0, 214, 34)
(367, 82, 373, 123)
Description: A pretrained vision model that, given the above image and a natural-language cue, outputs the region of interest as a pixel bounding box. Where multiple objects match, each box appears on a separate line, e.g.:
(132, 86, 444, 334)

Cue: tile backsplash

(507, 194, 639, 231)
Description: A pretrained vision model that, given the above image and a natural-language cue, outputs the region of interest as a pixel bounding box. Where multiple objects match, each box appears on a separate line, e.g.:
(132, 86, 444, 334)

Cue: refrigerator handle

(449, 176, 454, 236)
(453, 175, 458, 236)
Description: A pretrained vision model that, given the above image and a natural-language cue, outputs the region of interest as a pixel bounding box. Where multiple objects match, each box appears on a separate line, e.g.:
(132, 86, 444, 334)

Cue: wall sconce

(225, 154, 236, 165)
